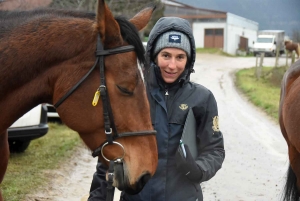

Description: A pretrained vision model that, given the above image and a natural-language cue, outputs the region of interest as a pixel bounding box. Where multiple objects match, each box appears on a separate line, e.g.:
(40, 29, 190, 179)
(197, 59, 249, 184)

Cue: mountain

(175, 0, 300, 38)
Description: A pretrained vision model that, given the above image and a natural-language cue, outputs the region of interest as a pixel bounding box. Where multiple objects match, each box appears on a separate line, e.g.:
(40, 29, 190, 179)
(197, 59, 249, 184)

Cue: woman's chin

(162, 76, 177, 83)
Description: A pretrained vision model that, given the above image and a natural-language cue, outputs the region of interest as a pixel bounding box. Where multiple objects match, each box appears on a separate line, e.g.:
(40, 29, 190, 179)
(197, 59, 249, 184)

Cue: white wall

(225, 24, 258, 55)
(226, 13, 258, 55)
(192, 13, 258, 55)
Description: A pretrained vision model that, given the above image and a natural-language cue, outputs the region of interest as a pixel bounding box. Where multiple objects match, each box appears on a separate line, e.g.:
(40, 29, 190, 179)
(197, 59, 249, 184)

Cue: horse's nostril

(124, 173, 152, 195)
(140, 173, 151, 186)
(135, 173, 151, 193)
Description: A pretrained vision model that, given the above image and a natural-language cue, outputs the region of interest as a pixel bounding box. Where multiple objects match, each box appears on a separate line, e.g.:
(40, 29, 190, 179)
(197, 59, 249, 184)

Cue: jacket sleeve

(195, 91, 225, 182)
(88, 161, 108, 201)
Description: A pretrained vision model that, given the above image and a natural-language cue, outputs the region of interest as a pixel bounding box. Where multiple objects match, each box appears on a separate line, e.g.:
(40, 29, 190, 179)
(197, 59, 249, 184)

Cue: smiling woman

(89, 16, 225, 201)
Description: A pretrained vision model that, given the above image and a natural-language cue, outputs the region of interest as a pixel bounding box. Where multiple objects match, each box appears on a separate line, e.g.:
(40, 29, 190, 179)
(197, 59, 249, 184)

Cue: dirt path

(26, 54, 292, 201)
(24, 144, 98, 201)
(191, 54, 288, 200)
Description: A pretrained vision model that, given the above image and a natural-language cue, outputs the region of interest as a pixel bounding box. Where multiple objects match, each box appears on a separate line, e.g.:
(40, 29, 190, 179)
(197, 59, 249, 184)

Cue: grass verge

(196, 47, 235, 57)
(2, 123, 81, 201)
(235, 66, 286, 120)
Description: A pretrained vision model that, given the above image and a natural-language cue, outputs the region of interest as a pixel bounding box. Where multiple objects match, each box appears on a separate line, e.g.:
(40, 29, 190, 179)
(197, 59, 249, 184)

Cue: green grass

(196, 47, 235, 57)
(235, 66, 287, 120)
(1, 123, 82, 201)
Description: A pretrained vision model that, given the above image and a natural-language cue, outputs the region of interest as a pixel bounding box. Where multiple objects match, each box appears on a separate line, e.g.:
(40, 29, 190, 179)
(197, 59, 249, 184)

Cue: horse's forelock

(115, 16, 146, 66)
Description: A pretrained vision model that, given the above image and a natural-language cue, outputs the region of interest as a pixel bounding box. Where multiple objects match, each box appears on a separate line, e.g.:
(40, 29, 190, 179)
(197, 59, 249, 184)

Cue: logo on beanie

(169, 34, 181, 43)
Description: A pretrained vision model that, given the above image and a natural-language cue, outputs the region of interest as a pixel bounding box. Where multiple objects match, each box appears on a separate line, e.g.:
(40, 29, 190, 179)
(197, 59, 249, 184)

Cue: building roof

(162, 0, 227, 20)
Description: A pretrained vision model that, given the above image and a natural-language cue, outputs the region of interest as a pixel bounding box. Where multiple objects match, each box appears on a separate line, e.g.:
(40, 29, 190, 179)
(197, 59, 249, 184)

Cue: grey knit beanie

(153, 30, 191, 58)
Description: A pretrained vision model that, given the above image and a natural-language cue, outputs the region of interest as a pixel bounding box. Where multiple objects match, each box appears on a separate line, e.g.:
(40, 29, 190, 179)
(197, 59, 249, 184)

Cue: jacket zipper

(165, 88, 169, 102)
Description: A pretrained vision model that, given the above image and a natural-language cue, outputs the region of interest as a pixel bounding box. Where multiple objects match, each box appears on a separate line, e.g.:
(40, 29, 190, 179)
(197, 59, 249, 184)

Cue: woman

(89, 16, 225, 201)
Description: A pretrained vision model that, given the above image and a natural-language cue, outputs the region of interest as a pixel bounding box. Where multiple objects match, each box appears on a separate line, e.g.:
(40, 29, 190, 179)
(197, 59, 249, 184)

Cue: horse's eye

(117, 85, 133, 96)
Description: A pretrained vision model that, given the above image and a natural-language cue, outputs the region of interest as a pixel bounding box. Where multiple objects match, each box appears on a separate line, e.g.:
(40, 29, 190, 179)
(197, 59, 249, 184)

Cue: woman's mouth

(164, 71, 177, 77)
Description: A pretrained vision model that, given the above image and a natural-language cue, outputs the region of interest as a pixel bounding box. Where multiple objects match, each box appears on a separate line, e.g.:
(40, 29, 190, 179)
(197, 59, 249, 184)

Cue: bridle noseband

(54, 35, 156, 160)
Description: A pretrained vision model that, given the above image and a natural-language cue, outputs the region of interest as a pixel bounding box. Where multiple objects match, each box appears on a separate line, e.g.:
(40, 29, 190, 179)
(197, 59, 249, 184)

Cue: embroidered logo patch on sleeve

(212, 116, 220, 133)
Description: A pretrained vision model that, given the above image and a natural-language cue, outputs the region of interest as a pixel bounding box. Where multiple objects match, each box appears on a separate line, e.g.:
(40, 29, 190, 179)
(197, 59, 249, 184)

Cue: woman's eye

(178, 55, 185, 59)
(117, 85, 133, 96)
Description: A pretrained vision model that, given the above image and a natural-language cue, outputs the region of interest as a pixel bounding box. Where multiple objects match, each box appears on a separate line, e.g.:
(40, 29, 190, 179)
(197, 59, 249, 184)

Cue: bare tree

(292, 29, 300, 43)
(50, 0, 163, 16)
(49, 0, 164, 40)
(0, 0, 51, 10)
(49, 0, 97, 11)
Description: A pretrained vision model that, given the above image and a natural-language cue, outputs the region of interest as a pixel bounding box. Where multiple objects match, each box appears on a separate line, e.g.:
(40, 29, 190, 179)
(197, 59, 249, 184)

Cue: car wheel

(9, 140, 31, 153)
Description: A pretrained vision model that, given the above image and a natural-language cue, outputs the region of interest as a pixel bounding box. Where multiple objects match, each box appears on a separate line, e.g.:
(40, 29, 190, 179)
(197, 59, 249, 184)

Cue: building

(162, 0, 258, 55)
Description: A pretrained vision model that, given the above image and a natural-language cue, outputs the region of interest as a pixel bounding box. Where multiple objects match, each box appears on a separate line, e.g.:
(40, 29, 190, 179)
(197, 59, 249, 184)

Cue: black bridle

(53, 35, 157, 201)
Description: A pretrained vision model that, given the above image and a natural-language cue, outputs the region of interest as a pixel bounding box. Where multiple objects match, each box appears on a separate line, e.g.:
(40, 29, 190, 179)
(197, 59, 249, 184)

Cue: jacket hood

(144, 17, 196, 87)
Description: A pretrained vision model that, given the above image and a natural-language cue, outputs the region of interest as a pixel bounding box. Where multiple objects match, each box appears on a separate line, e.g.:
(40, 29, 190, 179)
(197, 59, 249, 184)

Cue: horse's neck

(283, 61, 300, 95)
(0, 37, 64, 130)
(0, 69, 50, 131)
(0, 16, 97, 130)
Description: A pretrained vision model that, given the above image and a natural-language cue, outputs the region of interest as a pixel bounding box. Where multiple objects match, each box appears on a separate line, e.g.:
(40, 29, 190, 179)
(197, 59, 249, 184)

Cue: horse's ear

(96, 0, 121, 45)
(129, 6, 156, 31)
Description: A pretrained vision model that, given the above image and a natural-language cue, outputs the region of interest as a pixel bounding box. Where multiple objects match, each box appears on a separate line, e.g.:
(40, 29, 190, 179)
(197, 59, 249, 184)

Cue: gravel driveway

(192, 54, 288, 201)
(26, 54, 291, 201)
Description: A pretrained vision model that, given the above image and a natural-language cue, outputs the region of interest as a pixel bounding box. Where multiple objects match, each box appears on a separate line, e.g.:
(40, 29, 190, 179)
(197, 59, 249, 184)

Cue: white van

(8, 104, 49, 152)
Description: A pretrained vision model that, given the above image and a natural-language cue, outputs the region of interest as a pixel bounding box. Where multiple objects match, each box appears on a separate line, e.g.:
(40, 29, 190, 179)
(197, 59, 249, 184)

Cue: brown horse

(280, 59, 300, 201)
(0, 1, 158, 200)
(285, 40, 300, 59)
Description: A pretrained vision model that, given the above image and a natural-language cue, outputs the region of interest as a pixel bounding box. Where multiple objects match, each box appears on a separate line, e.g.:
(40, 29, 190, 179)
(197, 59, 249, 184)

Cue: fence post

(286, 50, 289, 69)
(256, 53, 264, 80)
(292, 50, 296, 64)
(275, 47, 279, 67)
(255, 54, 259, 77)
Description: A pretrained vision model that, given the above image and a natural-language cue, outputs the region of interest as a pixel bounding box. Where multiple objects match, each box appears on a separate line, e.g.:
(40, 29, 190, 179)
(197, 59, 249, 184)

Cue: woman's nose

(168, 58, 176, 69)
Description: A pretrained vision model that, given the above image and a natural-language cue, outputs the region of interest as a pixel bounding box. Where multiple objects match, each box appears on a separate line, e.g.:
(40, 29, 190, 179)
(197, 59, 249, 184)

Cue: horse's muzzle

(124, 173, 151, 195)
(113, 163, 151, 195)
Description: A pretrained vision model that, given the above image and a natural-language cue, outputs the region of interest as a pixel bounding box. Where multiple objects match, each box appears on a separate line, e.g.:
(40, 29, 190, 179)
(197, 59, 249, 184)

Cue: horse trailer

(253, 30, 285, 56)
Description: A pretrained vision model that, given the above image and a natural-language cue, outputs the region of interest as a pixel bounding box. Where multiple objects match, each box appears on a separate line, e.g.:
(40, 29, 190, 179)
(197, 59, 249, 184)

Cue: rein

(54, 35, 156, 201)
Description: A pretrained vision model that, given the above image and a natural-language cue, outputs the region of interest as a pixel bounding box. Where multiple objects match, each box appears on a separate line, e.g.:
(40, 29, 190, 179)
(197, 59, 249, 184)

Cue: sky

(175, 0, 300, 38)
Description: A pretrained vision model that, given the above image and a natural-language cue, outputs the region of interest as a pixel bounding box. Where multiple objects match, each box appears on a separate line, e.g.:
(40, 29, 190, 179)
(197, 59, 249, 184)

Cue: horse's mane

(115, 16, 145, 65)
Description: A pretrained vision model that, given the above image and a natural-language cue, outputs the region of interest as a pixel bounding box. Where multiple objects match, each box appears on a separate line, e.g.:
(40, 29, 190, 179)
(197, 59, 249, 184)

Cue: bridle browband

(54, 35, 156, 159)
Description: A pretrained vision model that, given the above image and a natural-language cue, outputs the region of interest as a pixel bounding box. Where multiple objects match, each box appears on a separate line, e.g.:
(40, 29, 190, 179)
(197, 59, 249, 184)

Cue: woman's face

(156, 47, 188, 84)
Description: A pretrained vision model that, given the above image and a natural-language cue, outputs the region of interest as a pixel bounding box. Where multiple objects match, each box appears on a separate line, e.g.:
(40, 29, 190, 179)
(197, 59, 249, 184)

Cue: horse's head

(284, 40, 290, 46)
(51, 0, 158, 193)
